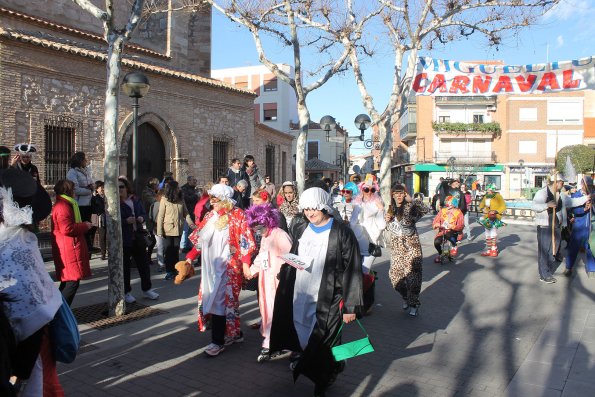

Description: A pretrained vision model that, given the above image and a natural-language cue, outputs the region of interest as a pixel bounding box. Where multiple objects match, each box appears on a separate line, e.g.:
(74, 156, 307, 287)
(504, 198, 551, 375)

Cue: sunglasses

(363, 187, 376, 193)
(118, 185, 126, 189)
(341, 189, 352, 195)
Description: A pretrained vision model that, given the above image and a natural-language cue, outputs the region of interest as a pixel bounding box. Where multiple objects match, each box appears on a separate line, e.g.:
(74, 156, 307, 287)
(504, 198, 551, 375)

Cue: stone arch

(118, 111, 178, 162)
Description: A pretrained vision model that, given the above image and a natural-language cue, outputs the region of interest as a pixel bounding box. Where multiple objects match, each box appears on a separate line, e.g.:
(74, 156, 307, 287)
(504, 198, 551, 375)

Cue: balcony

(399, 122, 417, 140)
(434, 95, 497, 105)
(434, 151, 496, 165)
(433, 121, 501, 138)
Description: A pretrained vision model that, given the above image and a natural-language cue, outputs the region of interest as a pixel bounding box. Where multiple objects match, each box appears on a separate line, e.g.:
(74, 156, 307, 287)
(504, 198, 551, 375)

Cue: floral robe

(197, 208, 256, 339)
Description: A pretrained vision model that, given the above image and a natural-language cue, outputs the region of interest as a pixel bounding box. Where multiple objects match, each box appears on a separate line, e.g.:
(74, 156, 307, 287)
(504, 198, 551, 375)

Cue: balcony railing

(399, 122, 417, 140)
(434, 151, 496, 164)
(433, 122, 501, 137)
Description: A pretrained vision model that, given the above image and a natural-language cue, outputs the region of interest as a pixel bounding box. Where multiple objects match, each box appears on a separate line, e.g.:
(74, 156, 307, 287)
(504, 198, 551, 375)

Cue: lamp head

(122, 71, 150, 98)
(354, 114, 371, 133)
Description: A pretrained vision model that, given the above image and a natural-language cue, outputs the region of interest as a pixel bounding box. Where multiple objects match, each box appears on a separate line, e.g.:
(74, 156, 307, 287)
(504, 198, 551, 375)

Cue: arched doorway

(127, 123, 165, 192)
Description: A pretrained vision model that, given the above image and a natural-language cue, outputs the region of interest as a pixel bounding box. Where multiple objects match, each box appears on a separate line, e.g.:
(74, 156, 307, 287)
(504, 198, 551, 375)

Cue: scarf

(60, 194, 82, 222)
(279, 198, 299, 219)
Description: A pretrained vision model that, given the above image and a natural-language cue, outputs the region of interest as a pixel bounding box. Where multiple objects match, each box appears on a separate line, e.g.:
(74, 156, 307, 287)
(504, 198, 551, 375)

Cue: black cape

(270, 218, 363, 387)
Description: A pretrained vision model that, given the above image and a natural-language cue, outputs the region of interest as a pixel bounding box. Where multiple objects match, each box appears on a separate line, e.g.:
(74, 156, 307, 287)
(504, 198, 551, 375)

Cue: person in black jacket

(438, 178, 467, 215)
(270, 187, 363, 397)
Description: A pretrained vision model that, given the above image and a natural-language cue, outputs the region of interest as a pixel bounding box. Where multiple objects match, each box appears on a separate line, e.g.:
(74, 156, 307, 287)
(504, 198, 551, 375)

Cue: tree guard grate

(72, 302, 167, 330)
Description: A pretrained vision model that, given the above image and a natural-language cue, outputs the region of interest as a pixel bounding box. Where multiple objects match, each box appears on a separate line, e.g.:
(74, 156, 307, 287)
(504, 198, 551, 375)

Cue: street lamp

(320, 115, 337, 142)
(354, 114, 371, 141)
(519, 159, 526, 198)
(447, 156, 456, 179)
(122, 71, 150, 191)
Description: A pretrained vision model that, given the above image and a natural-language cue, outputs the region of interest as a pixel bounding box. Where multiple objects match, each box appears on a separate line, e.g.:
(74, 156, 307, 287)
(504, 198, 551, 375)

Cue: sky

(211, 0, 595, 155)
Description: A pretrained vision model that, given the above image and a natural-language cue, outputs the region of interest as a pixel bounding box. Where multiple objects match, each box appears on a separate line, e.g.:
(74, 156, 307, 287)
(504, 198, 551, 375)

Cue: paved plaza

(52, 217, 595, 397)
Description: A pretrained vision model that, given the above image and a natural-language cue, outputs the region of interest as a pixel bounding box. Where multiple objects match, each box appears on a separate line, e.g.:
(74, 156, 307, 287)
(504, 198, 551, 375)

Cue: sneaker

(164, 272, 175, 280)
(434, 256, 442, 263)
(409, 306, 418, 317)
(143, 289, 159, 300)
(204, 343, 225, 357)
(224, 332, 244, 346)
(450, 247, 458, 256)
(480, 251, 491, 256)
(124, 293, 136, 304)
(489, 250, 499, 257)
(563, 268, 573, 277)
(402, 302, 409, 311)
(540, 277, 557, 284)
(257, 348, 271, 363)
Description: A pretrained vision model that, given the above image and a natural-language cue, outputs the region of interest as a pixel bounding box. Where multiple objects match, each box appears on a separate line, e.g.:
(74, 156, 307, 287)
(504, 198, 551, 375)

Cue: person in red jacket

(51, 179, 93, 305)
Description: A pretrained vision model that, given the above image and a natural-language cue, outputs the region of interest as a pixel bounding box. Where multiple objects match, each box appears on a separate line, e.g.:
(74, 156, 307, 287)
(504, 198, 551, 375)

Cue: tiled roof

(0, 6, 169, 59)
(0, 28, 256, 97)
(305, 158, 340, 171)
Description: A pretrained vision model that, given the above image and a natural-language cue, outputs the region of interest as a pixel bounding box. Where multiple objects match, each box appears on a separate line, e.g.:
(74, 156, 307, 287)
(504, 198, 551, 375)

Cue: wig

(245, 203, 280, 230)
(445, 195, 459, 208)
(355, 179, 382, 205)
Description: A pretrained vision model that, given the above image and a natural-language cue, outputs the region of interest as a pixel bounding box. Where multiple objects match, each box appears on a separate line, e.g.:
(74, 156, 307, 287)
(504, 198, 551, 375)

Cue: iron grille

(281, 151, 287, 182)
(265, 145, 275, 183)
(212, 140, 228, 183)
(44, 115, 79, 185)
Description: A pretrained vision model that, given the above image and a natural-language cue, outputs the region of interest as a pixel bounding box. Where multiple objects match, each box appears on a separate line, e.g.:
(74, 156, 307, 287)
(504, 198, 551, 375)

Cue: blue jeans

(180, 222, 191, 250)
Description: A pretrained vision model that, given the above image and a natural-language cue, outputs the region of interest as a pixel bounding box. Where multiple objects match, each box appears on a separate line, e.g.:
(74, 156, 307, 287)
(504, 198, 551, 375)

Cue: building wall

(0, 39, 255, 187)
(211, 64, 298, 133)
(0, 0, 212, 76)
(254, 124, 293, 186)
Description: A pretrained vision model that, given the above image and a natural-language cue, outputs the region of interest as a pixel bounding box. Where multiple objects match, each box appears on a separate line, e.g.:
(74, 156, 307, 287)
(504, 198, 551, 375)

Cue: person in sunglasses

(12, 143, 40, 184)
(354, 175, 387, 274)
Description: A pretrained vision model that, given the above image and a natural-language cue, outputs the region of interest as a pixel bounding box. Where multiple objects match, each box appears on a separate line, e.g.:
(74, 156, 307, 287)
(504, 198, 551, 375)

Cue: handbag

(49, 296, 81, 364)
(368, 242, 382, 257)
(331, 319, 375, 361)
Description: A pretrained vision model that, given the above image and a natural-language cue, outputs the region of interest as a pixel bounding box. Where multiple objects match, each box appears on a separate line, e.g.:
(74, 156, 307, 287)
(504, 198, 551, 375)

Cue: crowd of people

(2, 144, 595, 396)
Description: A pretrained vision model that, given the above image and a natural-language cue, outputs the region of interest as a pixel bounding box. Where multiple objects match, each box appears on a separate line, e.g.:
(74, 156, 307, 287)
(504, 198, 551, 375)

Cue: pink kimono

(249, 227, 292, 348)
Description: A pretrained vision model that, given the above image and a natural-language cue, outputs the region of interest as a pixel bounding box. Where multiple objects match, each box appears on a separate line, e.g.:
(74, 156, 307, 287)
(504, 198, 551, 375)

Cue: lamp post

(519, 159, 526, 198)
(354, 114, 371, 141)
(447, 156, 456, 179)
(122, 71, 150, 192)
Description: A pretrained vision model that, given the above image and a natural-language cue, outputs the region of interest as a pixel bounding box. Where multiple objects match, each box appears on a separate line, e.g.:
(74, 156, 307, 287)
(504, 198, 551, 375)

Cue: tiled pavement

(51, 216, 595, 397)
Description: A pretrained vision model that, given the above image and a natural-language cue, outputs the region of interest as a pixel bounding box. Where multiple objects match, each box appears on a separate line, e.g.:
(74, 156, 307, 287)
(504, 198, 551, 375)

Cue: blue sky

(211, 0, 595, 154)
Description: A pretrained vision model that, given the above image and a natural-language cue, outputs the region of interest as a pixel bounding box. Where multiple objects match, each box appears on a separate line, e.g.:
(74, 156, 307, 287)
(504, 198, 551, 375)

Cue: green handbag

(331, 319, 375, 361)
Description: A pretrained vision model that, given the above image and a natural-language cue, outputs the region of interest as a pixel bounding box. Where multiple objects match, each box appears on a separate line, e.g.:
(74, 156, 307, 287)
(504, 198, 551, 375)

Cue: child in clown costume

(432, 195, 464, 263)
(478, 184, 506, 257)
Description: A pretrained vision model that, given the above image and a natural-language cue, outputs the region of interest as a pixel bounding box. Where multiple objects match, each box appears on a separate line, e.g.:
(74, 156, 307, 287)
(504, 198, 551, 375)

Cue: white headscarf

(298, 187, 333, 213)
(207, 183, 236, 205)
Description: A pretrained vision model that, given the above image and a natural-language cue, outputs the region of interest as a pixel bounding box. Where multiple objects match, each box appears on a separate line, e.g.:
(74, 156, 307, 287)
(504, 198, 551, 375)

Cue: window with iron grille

(307, 141, 319, 160)
(265, 145, 275, 182)
(44, 116, 78, 185)
(212, 140, 229, 183)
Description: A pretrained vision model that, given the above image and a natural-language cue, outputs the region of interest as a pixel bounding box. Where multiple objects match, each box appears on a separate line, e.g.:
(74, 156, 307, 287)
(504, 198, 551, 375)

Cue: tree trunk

(104, 34, 126, 316)
(295, 101, 310, 194)
(378, 117, 393, 207)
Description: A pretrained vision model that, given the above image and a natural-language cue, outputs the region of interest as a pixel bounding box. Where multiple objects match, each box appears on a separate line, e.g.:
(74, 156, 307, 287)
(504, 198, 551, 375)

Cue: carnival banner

(413, 56, 595, 96)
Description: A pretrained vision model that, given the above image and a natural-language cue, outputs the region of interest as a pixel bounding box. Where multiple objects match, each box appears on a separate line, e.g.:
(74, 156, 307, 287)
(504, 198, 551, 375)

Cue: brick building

(394, 90, 592, 198)
(0, 1, 292, 189)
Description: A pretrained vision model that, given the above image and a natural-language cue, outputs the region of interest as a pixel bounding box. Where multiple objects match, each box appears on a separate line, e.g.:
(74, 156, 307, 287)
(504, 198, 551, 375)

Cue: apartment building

(395, 91, 590, 198)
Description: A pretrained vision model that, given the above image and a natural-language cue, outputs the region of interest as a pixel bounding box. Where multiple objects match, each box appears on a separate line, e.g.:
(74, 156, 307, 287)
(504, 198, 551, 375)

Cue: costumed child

(478, 184, 506, 257)
(244, 203, 292, 362)
(432, 195, 464, 263)
(564, 177, 595, 276)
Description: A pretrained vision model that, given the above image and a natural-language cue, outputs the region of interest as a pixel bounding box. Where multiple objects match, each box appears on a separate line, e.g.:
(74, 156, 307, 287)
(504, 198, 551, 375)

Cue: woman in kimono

(196, 184, 256, 357)
(270, 187, 363, 397)
(384, 184, 428, 317)
(244, 203, 292, 362)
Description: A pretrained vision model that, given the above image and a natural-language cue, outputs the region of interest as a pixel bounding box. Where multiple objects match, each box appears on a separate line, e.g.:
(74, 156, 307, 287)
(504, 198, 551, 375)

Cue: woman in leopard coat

(385, 184, 428, 317)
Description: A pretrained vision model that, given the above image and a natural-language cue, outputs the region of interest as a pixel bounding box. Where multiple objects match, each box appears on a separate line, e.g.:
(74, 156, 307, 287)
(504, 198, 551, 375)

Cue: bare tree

(204, 0, 381, 193)
(302, 0, 559, 204)
(71, 0, 145, 316)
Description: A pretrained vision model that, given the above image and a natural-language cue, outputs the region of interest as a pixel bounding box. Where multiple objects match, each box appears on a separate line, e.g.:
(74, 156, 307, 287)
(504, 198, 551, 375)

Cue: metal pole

(344, 130, 348, 182)
(132, 97, 139, 191)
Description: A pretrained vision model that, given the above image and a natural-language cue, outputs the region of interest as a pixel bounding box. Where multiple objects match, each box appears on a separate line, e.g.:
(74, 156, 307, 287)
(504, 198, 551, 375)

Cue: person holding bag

(354, 175, 386, 274)
(270, 187, 363, 397)
(119, 178, 159, 303)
